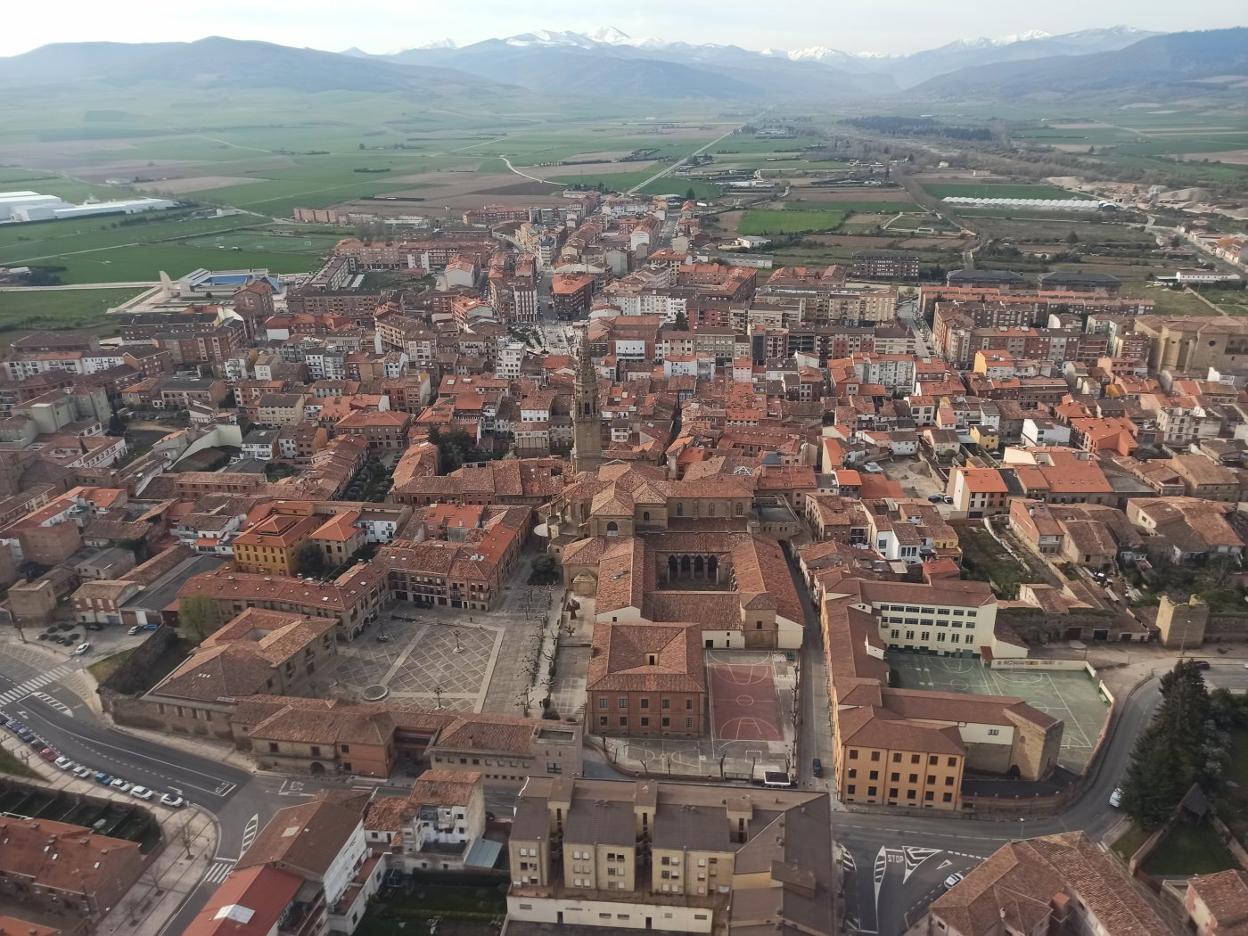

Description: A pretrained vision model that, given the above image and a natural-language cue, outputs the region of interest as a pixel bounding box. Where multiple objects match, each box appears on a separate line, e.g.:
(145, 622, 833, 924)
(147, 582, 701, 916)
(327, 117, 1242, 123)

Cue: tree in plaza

(1120, 660, 1217, 829)
(293, 540, 328, 579)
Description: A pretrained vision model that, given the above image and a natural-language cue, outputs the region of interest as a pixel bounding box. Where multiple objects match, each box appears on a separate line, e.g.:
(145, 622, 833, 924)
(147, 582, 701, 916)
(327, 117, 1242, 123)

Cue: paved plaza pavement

(891, 654, 1110, 772)
(333, 616, 501, 711)
(330, 570, 565, 716)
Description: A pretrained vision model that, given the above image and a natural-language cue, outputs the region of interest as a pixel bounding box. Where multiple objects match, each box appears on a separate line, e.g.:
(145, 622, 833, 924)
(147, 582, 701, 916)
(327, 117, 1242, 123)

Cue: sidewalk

(97, 805, 218, 936)
(0, 730, 219, 936)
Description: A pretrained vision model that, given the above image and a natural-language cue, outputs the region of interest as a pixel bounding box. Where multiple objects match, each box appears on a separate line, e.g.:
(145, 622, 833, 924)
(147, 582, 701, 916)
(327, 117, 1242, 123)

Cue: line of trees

(1119, 660, 1243, 829)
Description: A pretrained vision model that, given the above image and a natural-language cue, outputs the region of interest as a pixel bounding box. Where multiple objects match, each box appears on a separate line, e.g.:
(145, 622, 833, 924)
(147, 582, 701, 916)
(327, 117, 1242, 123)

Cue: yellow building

(231, 513, 323, 575)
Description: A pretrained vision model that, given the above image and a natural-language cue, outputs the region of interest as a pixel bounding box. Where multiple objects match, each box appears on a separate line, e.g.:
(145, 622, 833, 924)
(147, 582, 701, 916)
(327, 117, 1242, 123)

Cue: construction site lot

(890, 655, 1110, 773)
(603, 650, 797, 782)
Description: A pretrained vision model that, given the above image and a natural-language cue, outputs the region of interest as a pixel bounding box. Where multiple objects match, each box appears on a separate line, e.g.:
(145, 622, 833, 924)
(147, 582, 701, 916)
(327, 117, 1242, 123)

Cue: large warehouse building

(0, 190, 177, 223)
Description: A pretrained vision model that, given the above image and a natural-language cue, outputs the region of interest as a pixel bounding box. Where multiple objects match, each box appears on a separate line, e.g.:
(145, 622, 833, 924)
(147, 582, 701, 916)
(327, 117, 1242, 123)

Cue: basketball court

(891, 655, 1110, 771)
(707, 652, 785, 743)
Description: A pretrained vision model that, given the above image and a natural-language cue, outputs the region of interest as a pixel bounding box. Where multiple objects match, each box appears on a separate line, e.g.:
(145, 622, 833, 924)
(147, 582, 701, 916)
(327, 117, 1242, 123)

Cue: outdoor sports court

(707, 652, 785, 743)
(891, 655, 1110, 772)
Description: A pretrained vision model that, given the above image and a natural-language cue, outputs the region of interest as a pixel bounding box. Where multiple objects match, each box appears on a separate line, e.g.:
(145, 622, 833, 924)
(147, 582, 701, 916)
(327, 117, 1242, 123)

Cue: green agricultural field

(738, 209, 845, 236)
(787, 199, 924, 213)
(922, 182, 1092, 200)
(0, 213, 260, 265)
(0, 287, 145, 332)
(38, 243, 324, 284)
(549, 170, 720, 199)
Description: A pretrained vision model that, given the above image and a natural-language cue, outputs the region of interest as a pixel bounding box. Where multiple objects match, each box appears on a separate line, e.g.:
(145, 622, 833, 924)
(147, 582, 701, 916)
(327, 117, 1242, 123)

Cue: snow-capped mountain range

(344, 23, 1179, 100)
(397, 24, 1153, 65)
(366, 24, 1162, 90)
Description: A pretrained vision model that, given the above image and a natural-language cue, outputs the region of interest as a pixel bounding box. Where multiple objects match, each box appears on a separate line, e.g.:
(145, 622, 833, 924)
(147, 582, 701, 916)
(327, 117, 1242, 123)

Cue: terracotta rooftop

(587, 620, 705, 693)
(929, 831, 1175, 935)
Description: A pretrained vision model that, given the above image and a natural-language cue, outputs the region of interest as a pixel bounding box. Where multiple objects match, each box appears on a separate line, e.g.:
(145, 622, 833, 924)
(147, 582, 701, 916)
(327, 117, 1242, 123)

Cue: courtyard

(890, 655, 1110, 772)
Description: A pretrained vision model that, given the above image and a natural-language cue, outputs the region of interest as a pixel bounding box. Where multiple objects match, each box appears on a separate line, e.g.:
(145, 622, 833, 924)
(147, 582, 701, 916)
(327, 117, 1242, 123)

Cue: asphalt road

(0, 655, 272, 935)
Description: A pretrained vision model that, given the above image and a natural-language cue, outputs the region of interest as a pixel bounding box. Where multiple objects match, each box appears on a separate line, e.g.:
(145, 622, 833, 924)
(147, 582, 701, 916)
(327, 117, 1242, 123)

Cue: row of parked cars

(1, 714, 184, 808)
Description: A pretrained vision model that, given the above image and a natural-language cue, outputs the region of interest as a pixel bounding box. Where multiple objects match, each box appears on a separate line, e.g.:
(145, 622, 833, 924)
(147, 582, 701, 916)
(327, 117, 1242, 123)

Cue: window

(640, 698, 649, 709)
(929, 755, 938, 765)
(618, 697, 627, 709)
(640, 717, 649, 727)
(846, 784, 856, 795)
(891, 752, 902, 763)
(600, 716, 608, 727)
(599, 698, 608, 709)
(945, 776, 955, 786)
(909, 774, 918, 784)
(870, 751, 881, 762)
(947, 757, 957, 767)
(943, 792, 954, 803)
(869, 770, 878, 780)
(867, 786, 877, 797)
(686, 717, 693, 729)
(619, 717, 627, 727)
(268, 742, 279, 753)
(662, 698, 671, 709)
(889, 788, 898, 798)
(849, 749, 859, 760)
(911, 754, 920, 764)
(686, 698, 693, 710)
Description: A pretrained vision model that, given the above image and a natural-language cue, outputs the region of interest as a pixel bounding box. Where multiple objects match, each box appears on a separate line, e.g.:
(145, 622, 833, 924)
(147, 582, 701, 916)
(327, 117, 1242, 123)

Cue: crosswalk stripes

(203, 859, 236, 885)
(0, 665, 73, 707)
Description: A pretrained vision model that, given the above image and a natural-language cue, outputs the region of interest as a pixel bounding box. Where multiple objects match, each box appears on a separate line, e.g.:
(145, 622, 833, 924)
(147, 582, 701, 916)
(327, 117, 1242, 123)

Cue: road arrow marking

(937, 859, 952, 870)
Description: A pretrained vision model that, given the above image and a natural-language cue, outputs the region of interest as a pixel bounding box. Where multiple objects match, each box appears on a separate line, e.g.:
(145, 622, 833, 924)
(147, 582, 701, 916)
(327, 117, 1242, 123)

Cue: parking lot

(882, 458, 949, 506)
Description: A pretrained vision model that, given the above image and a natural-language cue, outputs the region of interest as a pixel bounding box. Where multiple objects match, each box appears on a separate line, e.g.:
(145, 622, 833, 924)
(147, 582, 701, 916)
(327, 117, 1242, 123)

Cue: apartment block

(507, 777, 836, 936)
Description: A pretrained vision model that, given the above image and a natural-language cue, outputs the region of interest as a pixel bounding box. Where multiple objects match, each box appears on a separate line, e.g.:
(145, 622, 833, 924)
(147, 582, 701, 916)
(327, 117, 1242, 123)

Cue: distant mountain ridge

(0, 26, 1241, 105)
(914, 28, 1248, 101)
(0, 36, 497, 96)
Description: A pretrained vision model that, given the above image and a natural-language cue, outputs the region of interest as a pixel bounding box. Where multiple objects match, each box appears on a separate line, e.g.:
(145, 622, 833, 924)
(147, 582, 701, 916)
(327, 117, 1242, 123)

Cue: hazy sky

(3, 0, 1242, 57)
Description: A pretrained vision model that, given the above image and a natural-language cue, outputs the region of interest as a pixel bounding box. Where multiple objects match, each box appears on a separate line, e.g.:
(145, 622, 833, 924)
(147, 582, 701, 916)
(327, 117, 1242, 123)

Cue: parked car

(1110, 787, 1124, 808)
(927, 494, 943, 503)
(54, 756, 74, 770)
(1193, 660, 1211, 670)
(863, 462, 884, 474)
(130, 786, 155, 801)
(127, 625, 143, 636)
(111, 778, 133, 793)
(160, 793, 186, 808)
(812, 758, 823, 778)
(942, 495, 954, 504)
(95, 771, 114, 786)
(944, 872, 964, 889)
(37, 747, 57, 762)
(71, 766, 92, 779)
(73, 642, 91, 656)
